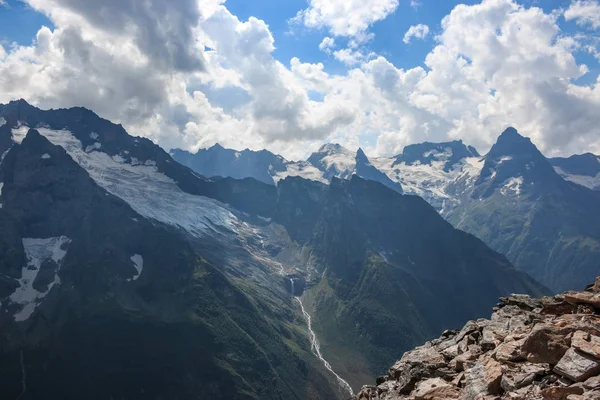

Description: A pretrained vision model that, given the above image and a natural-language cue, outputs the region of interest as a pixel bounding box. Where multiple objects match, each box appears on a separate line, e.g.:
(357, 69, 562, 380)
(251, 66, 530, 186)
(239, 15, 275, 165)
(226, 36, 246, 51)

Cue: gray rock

(554, 349, 600, 382)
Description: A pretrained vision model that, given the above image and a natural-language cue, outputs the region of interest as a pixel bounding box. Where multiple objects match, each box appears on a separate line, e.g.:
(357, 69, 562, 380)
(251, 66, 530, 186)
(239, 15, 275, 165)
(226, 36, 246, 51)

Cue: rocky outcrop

(356, 279, 600, 400)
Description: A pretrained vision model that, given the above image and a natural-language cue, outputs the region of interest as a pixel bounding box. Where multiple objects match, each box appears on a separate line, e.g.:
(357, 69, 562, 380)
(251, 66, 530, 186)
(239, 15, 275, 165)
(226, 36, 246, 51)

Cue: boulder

(500, 362, 550, 392)
(450, 346, 483, 372)
(541, 386, 584, 400)
(462, 356, 503, 399)
(412, 378, 459, 400)
(554, 349, 600, 382)
(496, 338, 527, 362)
(585, 277, 600, 293)
(481, 327, 503, 351)
(522, 324, 573, 364)
(500, 294, 542, 311)
(398, 345, 446, 367)
(564, 293, 600, 308)
(582, 375, 600, 390)
(572, 331, 600, 360)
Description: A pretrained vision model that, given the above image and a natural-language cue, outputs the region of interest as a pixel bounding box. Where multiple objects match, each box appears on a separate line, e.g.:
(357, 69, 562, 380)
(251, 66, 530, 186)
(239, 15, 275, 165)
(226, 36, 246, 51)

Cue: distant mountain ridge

(172, 128, 600, 292)
(171, 141, 404, 193)
(550, 153, 600, 191)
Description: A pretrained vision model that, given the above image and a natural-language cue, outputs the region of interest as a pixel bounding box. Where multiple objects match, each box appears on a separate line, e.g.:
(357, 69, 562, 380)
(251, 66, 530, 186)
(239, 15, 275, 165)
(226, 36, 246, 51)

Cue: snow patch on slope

(11, 124, 30, 144)
(500, 176, 524, 196)
(41, 153, 51, 159)
(129, 254, 143, 281)
(371, 156, 484, 210)
(9, 236, 71, 322)
(36, 128, 238, 237)
(0, 117, 6, 128)
(274, 161, 328, 184)
(314, 144, 356, 179)
(85, 142, 102, 153)
(554, 167, 600, 191)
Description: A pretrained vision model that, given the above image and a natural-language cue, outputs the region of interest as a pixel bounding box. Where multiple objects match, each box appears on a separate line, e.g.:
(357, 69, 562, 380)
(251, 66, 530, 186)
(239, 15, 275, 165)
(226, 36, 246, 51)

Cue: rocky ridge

(356, 279, 600, 400)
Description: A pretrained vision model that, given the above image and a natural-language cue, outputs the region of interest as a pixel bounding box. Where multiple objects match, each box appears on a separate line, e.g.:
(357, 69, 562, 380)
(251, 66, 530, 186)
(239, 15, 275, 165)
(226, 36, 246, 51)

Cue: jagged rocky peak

(475, 127, 560, 193)
(356, 277, 600, 400)
(393, 139, 480, 172)
(355, 148, 404, 194)
(489, 127, 540, 157)
(356, 147, 369, 161)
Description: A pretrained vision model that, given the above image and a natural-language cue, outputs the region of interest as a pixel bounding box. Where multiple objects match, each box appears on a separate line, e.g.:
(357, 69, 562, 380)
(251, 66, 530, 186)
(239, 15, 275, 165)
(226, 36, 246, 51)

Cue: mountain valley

(0, 100, 557, 399)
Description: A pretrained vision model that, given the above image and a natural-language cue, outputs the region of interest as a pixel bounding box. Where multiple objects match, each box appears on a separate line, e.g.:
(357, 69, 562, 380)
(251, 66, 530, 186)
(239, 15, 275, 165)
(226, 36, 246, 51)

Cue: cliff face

(356, 279, 600, 400)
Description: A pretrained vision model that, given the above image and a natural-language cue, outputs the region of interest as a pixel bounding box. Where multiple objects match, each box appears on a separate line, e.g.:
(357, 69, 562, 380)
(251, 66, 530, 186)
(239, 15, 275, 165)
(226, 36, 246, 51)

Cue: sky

(1, 0, 600, 160)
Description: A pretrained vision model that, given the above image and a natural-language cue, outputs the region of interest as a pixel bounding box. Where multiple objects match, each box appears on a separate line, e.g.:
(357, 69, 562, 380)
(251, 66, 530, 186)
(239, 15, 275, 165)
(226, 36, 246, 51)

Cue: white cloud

(293, 0, 399, 37)
(0, 0, 600, 161)
(332, 48, 375, 66)
(25, 0, 205, 72)
(403, 24, 430, 44)
(565, 0, 600, 29)
(411, 1, 422, 9)
(407, 0, 596, 155)
(319, 37, 335, 54)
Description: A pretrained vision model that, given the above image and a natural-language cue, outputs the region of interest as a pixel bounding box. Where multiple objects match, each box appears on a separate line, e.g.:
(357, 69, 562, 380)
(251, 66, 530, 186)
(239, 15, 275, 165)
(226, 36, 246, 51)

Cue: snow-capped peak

(308, 143, 356, 180)
(317, 143, 353, 155)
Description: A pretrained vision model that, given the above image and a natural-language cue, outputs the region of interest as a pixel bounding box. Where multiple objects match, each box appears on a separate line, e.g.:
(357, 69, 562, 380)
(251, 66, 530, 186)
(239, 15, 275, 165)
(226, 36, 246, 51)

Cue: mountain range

(0, 100, 550, 399)
(172, 129, 600, 292)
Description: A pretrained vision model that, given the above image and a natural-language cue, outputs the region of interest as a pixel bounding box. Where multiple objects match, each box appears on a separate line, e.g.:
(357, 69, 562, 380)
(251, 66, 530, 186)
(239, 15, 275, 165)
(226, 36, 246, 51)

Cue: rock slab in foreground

(355, 279, 600, 400)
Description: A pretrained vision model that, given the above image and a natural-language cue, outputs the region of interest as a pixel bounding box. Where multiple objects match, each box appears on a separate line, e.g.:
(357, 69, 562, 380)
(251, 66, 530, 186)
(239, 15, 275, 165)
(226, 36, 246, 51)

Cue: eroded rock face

(355, 280, 600, 400)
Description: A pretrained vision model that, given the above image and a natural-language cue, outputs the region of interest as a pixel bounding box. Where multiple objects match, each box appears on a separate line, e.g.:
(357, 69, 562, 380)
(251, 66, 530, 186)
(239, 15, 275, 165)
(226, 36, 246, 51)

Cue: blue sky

(1, 0, 600, 159)
(1, 0, 591, 75)
(0, 0, 53, 46)
(226, 0, 599, 81)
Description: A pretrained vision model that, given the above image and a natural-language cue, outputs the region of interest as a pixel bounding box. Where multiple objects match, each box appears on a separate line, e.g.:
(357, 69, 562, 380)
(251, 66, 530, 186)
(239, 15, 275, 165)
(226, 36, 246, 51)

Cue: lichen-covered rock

(354, 281, 600, 400)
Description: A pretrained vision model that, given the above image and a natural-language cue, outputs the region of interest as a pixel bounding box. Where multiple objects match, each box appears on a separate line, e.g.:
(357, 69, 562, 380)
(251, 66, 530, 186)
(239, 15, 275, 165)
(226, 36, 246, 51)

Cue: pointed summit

(475, 127, 561, 195)
(488, 127, 540, 159)
(355, 147, 369, 163)
(354, 147, 403, 194)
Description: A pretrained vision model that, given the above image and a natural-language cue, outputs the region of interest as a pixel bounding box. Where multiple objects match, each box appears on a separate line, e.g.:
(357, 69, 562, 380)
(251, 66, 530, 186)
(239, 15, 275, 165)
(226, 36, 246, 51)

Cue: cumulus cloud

(292, 0, 399, 37)
(565, 0, 600, 29)
(25, 0, 205, 72)
(319, 37, 335, 54)
(0, 0, 599, 160)
(403, 24, 430, 44)
(332, 47, 375, 66)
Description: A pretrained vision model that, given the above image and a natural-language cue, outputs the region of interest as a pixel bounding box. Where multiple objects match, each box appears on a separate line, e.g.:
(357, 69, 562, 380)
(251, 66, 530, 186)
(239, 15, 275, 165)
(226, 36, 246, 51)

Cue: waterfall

(296, 297, 354, 397)
(284, 273, 353, 396)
